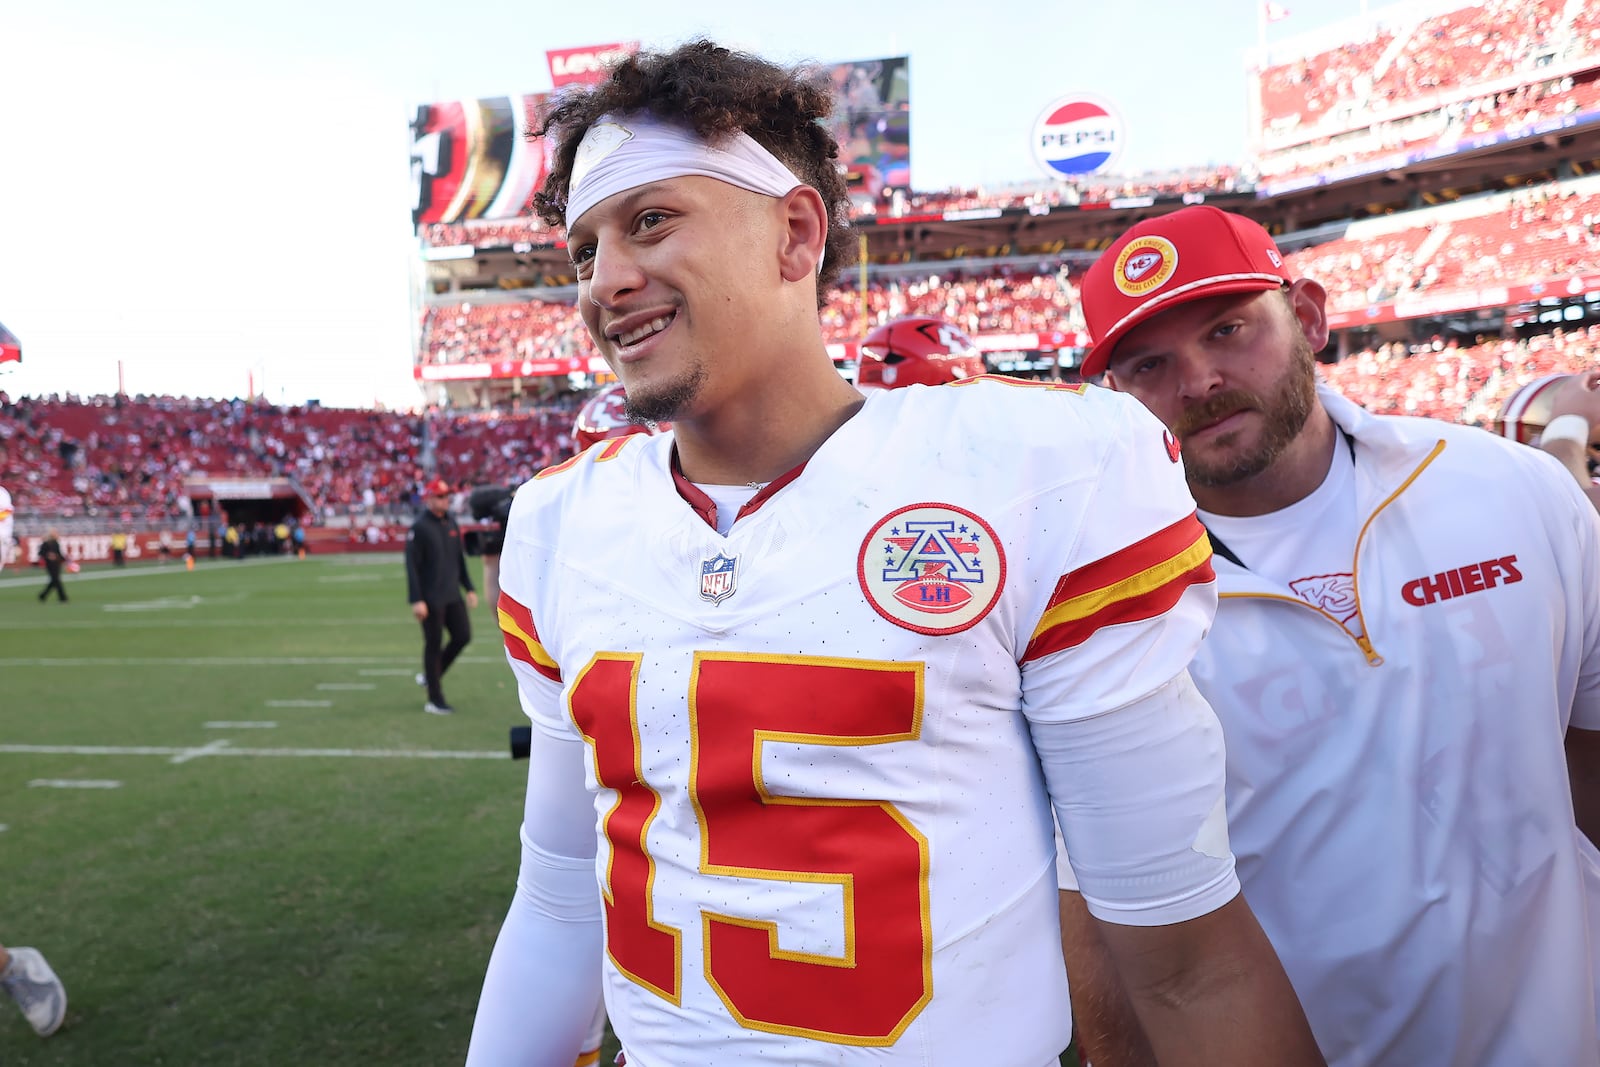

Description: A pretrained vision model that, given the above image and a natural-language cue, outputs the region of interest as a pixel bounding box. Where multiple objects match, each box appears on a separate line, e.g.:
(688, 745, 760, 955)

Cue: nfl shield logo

(699, 553, 738, 605)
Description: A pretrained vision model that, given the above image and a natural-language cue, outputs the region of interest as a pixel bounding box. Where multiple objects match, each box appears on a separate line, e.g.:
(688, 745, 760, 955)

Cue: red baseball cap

(422, 477, 452, 497)
(1080, 206, 1292, 378)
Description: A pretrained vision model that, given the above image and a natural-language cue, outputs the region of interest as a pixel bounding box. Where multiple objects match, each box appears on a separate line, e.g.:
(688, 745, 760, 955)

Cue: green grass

(0, 553, 547, 1066)
(0, 554, 1078, 1065)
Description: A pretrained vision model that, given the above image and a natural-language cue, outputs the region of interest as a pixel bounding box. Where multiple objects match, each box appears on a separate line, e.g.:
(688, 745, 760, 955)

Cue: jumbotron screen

(408, 54, 911, 226)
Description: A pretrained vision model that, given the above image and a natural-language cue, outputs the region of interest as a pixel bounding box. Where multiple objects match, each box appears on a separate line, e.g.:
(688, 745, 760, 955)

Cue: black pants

(420, 599, 471, 704)
(39, 564, 66, 602)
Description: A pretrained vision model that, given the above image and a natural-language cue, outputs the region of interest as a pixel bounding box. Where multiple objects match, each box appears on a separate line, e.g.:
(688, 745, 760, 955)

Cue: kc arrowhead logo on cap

(1114, 236, 1179, 298)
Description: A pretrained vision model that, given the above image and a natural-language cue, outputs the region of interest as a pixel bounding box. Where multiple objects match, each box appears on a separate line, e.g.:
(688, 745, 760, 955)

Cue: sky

(0, 0, 1369, 411)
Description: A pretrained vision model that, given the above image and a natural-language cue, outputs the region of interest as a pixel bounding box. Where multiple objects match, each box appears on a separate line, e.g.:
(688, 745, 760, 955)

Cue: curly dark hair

(532, 39, 857, 302)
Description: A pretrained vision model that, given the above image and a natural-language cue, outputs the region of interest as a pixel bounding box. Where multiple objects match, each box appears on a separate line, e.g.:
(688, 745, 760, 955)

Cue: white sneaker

(1, 947, 66, 1037)
(423, 701, 455, 716)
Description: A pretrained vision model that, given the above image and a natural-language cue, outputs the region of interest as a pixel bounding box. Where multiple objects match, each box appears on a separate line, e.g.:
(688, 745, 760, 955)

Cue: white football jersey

(496, 379, 1227, 1065)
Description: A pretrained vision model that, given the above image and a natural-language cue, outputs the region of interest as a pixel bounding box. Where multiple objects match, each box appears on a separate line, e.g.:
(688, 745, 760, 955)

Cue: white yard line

(2, 744, 506, 761)
(29, 778, 123, 789)
(316, 683, 375, 691)
(171, 739, 232, 765)
(265, 700, 333, 708)
(203, 721, 278, 729)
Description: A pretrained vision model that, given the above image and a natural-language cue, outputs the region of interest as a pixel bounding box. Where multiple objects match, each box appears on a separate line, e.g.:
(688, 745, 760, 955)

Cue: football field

(0, 552, 568, 1065)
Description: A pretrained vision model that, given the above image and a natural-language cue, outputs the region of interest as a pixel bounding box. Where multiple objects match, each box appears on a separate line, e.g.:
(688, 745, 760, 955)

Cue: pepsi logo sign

(1031, 95, 1125, 179)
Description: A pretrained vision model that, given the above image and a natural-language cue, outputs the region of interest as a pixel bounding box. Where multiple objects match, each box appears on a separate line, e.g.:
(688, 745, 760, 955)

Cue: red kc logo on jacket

(1401, 554, 1523, 607)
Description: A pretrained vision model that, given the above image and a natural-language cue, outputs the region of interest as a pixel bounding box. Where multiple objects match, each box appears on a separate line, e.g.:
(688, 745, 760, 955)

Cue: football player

(1492, 370, 1600, 510)
(466, 41, 1321, 1067)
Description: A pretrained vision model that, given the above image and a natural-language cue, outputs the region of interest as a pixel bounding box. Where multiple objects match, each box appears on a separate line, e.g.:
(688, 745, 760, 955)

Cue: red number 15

(568, 652, 933, 1046)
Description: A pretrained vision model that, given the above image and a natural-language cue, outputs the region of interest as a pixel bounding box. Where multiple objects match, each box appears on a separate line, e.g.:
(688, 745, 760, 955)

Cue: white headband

(564, 113, 805, 229)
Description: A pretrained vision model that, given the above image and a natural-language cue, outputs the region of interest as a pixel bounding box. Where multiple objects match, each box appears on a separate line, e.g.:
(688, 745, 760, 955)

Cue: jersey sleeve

(1013, 390, 1233, 925)
(1020, 387, 1217, 722)
(1035, 672, 1237, 926)
(497, 488, 571, 740)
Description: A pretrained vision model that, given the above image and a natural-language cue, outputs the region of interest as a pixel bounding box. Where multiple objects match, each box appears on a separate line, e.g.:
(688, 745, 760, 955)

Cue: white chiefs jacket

(1197, 387, 1600, 1067)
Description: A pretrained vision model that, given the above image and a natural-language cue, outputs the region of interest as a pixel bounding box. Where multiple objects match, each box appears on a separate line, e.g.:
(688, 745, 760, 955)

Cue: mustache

(1173, 389, 1266, 439)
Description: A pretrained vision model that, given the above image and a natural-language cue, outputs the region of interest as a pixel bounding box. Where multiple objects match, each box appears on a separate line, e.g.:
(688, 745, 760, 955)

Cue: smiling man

(1062, 205, 1600, 1067)
(464, 42, 1321, 1067)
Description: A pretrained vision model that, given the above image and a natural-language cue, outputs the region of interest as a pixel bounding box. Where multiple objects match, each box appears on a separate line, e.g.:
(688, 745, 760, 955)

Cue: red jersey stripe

(497, 590, 562, 683)
(1022, 515, 1214, 663)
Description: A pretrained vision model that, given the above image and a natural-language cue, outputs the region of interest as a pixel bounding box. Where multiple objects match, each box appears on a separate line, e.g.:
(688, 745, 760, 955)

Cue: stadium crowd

(421, 263, 1089, 368)
(1260, 0, 1587, 135)
(0, 390, 582, 522)
(421, 188, 1600, 371)
(6, 319, 1598, 521)
(1282, 182, 1600, 311)
(1256, 0, 1600, 185)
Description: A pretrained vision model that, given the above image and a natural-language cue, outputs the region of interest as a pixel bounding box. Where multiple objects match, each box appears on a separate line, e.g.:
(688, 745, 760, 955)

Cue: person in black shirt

(405, 479, 477, 714)
(37, 531, 67, 603)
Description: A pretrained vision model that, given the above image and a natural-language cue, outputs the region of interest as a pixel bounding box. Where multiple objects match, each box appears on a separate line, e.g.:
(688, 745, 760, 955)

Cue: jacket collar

(1316, 385, 1446, 481)
(1204, 386, 1447, 583)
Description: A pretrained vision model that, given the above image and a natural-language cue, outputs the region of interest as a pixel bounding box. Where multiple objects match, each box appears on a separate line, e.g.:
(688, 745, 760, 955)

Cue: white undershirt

(1199, 437, 1365, 638)
(694, 482, 763, 535)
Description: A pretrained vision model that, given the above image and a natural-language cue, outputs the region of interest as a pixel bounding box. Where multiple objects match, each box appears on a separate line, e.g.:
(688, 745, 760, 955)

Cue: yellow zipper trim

(1217, 589, 1375, 661)
(1218, 437, 1448, 667)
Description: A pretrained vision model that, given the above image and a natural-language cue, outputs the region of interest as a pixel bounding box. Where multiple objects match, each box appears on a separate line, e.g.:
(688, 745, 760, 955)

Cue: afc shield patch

(699, 552, 738, 605)
(857, 503, 1006, 635)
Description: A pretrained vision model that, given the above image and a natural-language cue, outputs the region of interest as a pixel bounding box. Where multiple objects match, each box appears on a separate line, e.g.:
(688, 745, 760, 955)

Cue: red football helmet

(1492, 374, 1583, 446)
(856, 316, 986, 390)
(572, 382, 670, 450)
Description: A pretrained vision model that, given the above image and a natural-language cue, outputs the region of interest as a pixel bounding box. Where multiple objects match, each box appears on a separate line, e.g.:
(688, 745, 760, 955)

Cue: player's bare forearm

(1059, 890, 1158, 1067)
(1566, 726, 1600, 849)
(1097, 895, 1325, 1067)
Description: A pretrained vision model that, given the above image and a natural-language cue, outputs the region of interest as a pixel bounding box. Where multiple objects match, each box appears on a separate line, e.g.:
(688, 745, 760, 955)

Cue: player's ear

(1286, 278, 1330, 352)
(776, 185, 828, 284)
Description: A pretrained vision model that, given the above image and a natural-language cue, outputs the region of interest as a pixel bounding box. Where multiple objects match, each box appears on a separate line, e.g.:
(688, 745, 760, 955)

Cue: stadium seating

(1281, 183, 1600, 314)
(9, 319, 1599, 521)
(1256, 0, 1600, 186)
(420, 264, 1088, 369)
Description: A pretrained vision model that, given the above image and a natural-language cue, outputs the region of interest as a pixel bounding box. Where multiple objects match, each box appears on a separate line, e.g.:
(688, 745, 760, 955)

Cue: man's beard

(1175, 334, 1318, 489)
(623, 361, 706, 425)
